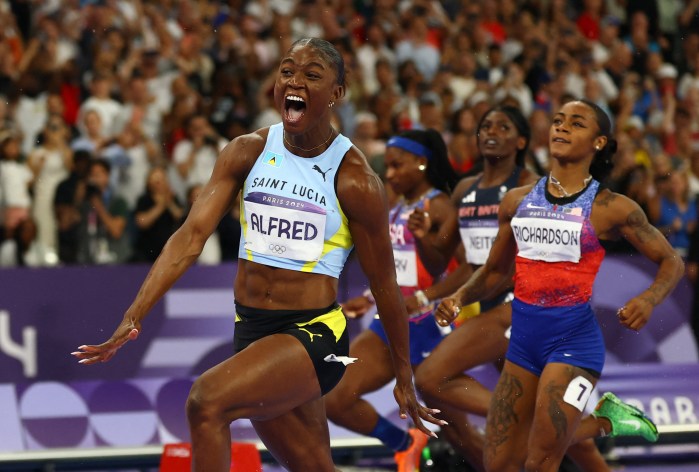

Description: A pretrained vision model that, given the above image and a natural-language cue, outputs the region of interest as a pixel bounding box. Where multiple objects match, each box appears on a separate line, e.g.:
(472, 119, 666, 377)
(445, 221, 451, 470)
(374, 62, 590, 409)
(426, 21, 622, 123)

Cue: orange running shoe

(394, 428, 429, 472)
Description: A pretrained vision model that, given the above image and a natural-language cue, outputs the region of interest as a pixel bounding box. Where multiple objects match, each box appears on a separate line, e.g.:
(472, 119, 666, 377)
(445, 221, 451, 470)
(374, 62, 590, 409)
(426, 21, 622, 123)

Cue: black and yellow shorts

(233, 302, 349, 395)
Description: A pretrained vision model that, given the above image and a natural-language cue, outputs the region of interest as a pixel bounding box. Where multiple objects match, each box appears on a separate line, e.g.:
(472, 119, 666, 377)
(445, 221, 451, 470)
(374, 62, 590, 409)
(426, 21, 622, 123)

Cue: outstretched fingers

(72, 328, 140, 365)
(416, 403, 448, 434)
(394, 385, 447, 438)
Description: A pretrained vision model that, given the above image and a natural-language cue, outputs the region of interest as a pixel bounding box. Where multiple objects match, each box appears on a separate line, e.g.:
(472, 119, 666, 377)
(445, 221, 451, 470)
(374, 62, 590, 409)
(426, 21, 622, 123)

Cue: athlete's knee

(523, 444, 566, 472)
(323, 383, 357, 420)
(484, 440, 524, 472)
(413, 366, 431, 397)
(323, 390, 344, 419)
(186, 377, 230, 426)
(523, 455, 562, 472)
(414, 363, 441, 399)
(279, 447, 335, 472)
(484, 453, 519, 472)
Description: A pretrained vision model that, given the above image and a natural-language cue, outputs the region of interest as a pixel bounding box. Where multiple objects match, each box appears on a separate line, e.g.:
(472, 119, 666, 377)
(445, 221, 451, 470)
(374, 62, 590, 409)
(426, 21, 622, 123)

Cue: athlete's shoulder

(342, 142, 372, 168)
(220, 127, 269, 160)
(337, 154, 386, 221)
(337, 144, 380, 186)
(593, 187, 641, 219)
(451, 174, 480, 203)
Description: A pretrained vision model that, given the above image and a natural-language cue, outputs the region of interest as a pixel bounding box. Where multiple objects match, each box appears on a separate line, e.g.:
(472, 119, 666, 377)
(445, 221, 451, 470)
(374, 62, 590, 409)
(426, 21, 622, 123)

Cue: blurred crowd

(0, 0, 699, 271)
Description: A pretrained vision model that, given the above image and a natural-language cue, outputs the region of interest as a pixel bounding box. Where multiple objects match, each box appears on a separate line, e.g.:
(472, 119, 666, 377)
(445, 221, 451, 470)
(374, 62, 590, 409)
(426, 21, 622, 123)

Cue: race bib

(511, 208, 583, 263)
(393, 248, 418, 287)
(243, 193, 326, 261)
(460, 220, 499, 265)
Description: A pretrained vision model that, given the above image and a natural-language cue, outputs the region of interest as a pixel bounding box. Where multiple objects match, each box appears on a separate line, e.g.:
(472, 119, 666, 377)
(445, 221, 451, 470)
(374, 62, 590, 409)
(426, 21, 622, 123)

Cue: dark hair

(393, 128, 459, 195)
(576, 99, 617, 182)
(89, 158, 111, 173)
(289, 38, 346, 87)
(477, 105, 531, 167)
(73, 149, 92, 161)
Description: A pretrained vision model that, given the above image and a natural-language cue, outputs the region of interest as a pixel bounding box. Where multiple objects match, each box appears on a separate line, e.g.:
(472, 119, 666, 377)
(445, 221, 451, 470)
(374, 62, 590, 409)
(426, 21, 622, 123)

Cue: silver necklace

(549, 172, 593, 197)
(283, 128, 335, 153)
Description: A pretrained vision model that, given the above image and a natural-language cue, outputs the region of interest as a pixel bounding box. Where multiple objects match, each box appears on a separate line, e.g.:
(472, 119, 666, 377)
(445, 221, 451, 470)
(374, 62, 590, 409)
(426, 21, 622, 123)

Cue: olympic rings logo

(268, 244, 287, 254)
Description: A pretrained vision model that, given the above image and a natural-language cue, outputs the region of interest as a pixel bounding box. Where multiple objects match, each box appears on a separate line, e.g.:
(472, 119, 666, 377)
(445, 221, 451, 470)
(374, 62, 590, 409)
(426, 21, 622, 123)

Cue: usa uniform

(507, 177, 606, 377)
(369, 188, 448, 365)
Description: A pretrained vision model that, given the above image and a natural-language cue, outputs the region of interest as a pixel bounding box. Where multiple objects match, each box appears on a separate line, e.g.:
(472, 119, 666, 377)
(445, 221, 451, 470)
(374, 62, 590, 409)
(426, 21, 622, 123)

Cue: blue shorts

(369, 313, 444, 366)
(506, 298, 605, 377)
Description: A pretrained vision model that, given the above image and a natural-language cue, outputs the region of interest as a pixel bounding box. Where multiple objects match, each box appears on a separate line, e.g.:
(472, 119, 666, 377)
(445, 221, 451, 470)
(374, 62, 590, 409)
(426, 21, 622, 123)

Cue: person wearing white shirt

(77, 74, 124, 140)
(0, 132, 33, 233)
(172, 114, 227, 201)
(355, 22, 397, 97)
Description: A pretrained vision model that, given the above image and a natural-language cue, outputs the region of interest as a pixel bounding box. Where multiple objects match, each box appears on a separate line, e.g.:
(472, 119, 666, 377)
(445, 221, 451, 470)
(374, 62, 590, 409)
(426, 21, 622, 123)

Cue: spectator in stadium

(131, 165, 184, 263)
(27, 115, 73, 264)
(76, 158, 130, 265)
(648, 166, 697, 258)
(77, 73, 124, 140)
(172, 114, 227, 196)
(54, 149, 92, 265)
(0, 130, 35, 266)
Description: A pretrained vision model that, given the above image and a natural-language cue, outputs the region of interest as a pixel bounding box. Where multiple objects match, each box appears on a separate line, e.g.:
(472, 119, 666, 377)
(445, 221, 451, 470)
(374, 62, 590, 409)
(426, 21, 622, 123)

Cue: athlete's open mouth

(285, 95, 306, 123)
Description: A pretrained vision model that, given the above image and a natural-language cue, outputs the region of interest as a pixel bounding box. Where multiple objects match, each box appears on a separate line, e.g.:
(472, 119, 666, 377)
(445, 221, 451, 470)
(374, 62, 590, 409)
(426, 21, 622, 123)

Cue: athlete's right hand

(435, 297, 460, 327)
(72, 318, 141, 365)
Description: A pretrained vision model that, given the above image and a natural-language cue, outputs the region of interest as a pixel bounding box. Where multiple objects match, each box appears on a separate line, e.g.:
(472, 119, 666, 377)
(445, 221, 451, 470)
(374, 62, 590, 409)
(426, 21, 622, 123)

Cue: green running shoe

(593, 392, 659, 442)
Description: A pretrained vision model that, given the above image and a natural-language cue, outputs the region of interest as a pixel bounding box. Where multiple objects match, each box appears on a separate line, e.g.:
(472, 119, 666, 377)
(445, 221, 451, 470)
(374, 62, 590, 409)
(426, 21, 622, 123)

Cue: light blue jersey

(238, 123, 354, 278)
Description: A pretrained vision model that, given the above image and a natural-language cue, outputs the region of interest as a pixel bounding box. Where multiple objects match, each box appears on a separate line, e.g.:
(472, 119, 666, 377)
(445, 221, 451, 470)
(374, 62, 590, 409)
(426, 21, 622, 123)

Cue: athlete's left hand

(393, 379, 446, 437)
(616, 297, 653, 331)
(407, 208, 431, 239)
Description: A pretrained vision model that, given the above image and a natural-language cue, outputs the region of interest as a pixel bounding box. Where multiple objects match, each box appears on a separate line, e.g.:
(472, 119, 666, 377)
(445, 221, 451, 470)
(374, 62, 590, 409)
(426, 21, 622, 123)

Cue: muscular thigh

(485, 361, 539, 464)
(252, 397, 335, 472)
(196, 333, 322, 422)
(530, 363, 598, 449)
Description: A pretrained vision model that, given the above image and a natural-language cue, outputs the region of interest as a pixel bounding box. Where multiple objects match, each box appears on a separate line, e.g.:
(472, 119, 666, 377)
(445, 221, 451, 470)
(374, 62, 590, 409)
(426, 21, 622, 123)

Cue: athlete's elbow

(674, 253, 686, 280)
(169, 225, 209, 260)
(660, 250, 686, 284)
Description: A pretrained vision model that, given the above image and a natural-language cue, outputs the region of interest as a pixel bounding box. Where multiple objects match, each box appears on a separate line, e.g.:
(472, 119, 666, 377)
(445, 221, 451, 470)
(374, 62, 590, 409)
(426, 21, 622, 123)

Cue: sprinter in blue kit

(436, 100, 683, 472)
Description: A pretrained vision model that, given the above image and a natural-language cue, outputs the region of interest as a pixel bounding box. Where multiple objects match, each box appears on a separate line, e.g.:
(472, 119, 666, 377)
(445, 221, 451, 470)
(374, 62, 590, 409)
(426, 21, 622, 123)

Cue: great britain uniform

(458, 167, 522, 312)
(507, 176, 606, 377)
(369, 188, 448, 365)
(234, 123, 354, 394)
